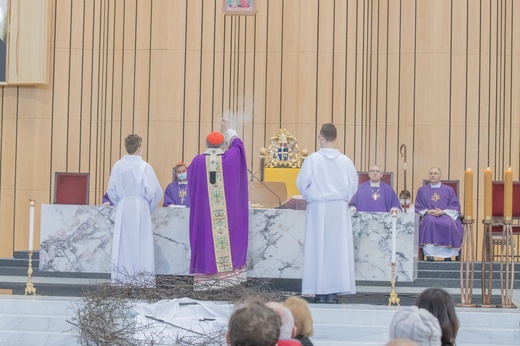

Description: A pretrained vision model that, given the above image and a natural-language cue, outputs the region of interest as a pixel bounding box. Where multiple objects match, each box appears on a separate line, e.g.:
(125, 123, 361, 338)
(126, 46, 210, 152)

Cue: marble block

(352, 212, 419, 282)
(39, 205, 417, 282)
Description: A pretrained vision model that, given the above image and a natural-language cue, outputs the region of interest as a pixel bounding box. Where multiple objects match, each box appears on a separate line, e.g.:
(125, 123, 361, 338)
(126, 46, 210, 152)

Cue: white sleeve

(223, 129, 238, 142)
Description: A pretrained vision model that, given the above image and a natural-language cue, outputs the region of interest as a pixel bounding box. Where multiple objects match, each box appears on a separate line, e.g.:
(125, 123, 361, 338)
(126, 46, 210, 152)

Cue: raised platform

(2, 251, 519, 305)
(0, 294, 519, 346)
(1, 252, 519, 345)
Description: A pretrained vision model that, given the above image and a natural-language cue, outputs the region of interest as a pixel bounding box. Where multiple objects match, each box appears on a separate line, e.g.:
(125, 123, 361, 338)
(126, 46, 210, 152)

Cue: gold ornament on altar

(260, 129, 305, 168)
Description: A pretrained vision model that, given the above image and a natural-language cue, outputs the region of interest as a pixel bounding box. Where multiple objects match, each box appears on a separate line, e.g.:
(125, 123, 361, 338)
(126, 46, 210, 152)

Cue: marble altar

(352, 212, 419, 282)
(39, 205, 417, 282)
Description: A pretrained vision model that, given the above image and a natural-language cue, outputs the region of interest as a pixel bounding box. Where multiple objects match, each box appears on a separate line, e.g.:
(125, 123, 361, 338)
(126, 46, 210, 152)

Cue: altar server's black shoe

(426, 256, 434, 261)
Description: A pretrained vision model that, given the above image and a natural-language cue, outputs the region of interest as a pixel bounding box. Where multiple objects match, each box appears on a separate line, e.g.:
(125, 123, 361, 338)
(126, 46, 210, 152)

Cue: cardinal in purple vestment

(349, 165, 401, 212)
(415, 168, 464, 258)
(187, 119, 249, 288)
(163, 162, 190, 207)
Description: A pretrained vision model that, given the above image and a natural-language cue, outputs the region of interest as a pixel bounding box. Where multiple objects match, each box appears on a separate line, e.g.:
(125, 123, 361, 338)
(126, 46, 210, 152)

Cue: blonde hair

(283, 296, 314, 338)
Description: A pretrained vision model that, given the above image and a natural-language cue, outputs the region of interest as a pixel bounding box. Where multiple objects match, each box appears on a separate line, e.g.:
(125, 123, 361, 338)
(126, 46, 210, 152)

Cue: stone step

(0, 314, 72, 332)
(1, 254, 518, 299)
(0, 278, 105, 297)
(417, 261, 520, 271)
(0, 258, 39, 268)
(0, 296, 517, 346)
(13, 251, 40, 260)
(309, 304, 520, 329)
(0, 277, 513, 298)
(309, 305, 520, 346)
(0, 331, 80, 346)
(0, 295, 80, 345)
(0, 296, 80, 315)
(358, 278, 519, 289)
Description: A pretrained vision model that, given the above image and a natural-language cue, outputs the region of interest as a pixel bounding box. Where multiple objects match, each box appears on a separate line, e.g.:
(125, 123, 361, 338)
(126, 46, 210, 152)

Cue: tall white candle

(29, 200, 35, 252)
(391, 216, 397, 263)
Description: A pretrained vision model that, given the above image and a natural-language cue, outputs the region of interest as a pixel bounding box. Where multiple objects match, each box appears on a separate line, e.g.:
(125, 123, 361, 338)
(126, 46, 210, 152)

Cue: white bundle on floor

(132, 298, 234, 345)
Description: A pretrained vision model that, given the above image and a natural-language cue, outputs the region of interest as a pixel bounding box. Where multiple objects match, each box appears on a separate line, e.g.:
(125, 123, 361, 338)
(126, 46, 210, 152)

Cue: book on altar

(277, 195, 308, 210)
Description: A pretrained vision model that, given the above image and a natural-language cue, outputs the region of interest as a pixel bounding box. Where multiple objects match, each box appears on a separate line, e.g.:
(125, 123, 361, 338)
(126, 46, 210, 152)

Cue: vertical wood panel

(0, 0, 519, 259)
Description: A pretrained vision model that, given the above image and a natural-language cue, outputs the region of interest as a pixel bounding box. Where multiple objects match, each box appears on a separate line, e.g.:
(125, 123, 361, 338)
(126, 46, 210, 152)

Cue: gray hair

(266, 302, 295, 340)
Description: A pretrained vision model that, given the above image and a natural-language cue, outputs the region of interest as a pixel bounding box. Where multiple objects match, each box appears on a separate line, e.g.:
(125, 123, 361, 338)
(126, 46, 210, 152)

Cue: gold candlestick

(459, 218, 475, 306)
(25, 251, 37, 295)
(388, 262, 400, 306)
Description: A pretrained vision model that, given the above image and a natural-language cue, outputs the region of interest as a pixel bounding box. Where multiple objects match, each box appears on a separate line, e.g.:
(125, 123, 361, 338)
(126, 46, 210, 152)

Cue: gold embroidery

(205, 155, 233, 273)
(431, 193, 440, 202)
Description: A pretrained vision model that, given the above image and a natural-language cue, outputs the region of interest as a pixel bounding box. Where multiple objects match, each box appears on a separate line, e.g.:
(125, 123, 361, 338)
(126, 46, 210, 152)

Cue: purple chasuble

(415, 183, 464, 249)
(187, 138, 249, 275)
(163, 181, 190, 207)
(349, 181, 401, 212)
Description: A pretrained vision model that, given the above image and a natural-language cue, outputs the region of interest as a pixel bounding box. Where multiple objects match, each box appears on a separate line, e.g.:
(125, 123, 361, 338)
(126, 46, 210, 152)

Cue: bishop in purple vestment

(187, 119, 249, 288)
(415, 167, 464, 259)
(163, 162, 190, 207)
(349, 165, 401, 212)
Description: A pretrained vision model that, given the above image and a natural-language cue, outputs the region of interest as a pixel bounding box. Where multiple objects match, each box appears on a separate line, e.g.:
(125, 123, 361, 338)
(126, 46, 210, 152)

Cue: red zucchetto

(206, 132, 224, 146)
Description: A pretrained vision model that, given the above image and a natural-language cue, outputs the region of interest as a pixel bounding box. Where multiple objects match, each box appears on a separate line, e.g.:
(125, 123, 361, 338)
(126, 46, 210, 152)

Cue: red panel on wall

(54, 172, 90, 205)
(422, 180, 460, 196)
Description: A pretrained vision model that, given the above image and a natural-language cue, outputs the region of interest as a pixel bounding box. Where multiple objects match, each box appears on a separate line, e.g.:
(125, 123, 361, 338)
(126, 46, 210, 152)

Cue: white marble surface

(352, 212, 419, 282)
(39, 205, 417, 281)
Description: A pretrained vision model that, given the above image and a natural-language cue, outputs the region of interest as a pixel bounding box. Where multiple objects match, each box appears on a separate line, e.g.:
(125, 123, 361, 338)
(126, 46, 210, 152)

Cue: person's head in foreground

(283, 296, 314, 339)
(227, 299, 281, 346)
(265, 302, 297, 340)
(415, 288, 459, 346)
(389, 306, 442, 346)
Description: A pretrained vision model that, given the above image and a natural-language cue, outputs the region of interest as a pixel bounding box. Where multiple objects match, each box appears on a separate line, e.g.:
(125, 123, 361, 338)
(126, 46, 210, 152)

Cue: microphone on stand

(248, 167, 263, 182)
(247, 169, 282, 207)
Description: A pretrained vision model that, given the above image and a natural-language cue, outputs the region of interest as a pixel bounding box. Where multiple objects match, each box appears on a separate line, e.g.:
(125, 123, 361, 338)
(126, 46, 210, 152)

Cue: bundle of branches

(68, 271, 289, 345)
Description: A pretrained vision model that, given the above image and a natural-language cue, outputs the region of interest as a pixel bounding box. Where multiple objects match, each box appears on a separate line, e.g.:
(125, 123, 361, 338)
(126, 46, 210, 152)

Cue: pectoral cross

(178, 189, 187, 204)
(371, 187, 381, 201)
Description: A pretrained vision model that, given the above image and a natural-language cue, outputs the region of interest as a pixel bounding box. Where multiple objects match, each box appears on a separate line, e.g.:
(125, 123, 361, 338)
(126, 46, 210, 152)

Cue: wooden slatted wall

(0, 0, 518, 257)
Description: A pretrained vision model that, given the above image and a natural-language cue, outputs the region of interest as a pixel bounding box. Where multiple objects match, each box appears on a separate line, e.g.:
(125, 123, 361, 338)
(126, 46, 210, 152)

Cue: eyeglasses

(369, 170, 381, 173)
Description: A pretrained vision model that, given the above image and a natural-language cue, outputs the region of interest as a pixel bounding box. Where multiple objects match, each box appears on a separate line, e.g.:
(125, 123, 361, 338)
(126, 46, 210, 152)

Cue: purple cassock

(102, 193, 114, 206)
(163, 181, 190, 207)
(187, 137, 249, 275)
(349, 181, 401, 212)
(415, 183, 464, 249)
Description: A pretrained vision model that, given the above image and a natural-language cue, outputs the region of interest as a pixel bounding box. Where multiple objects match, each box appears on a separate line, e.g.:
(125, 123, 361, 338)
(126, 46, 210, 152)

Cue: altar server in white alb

(296, 123, 358, 304)
(107, 134, 163, 286)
